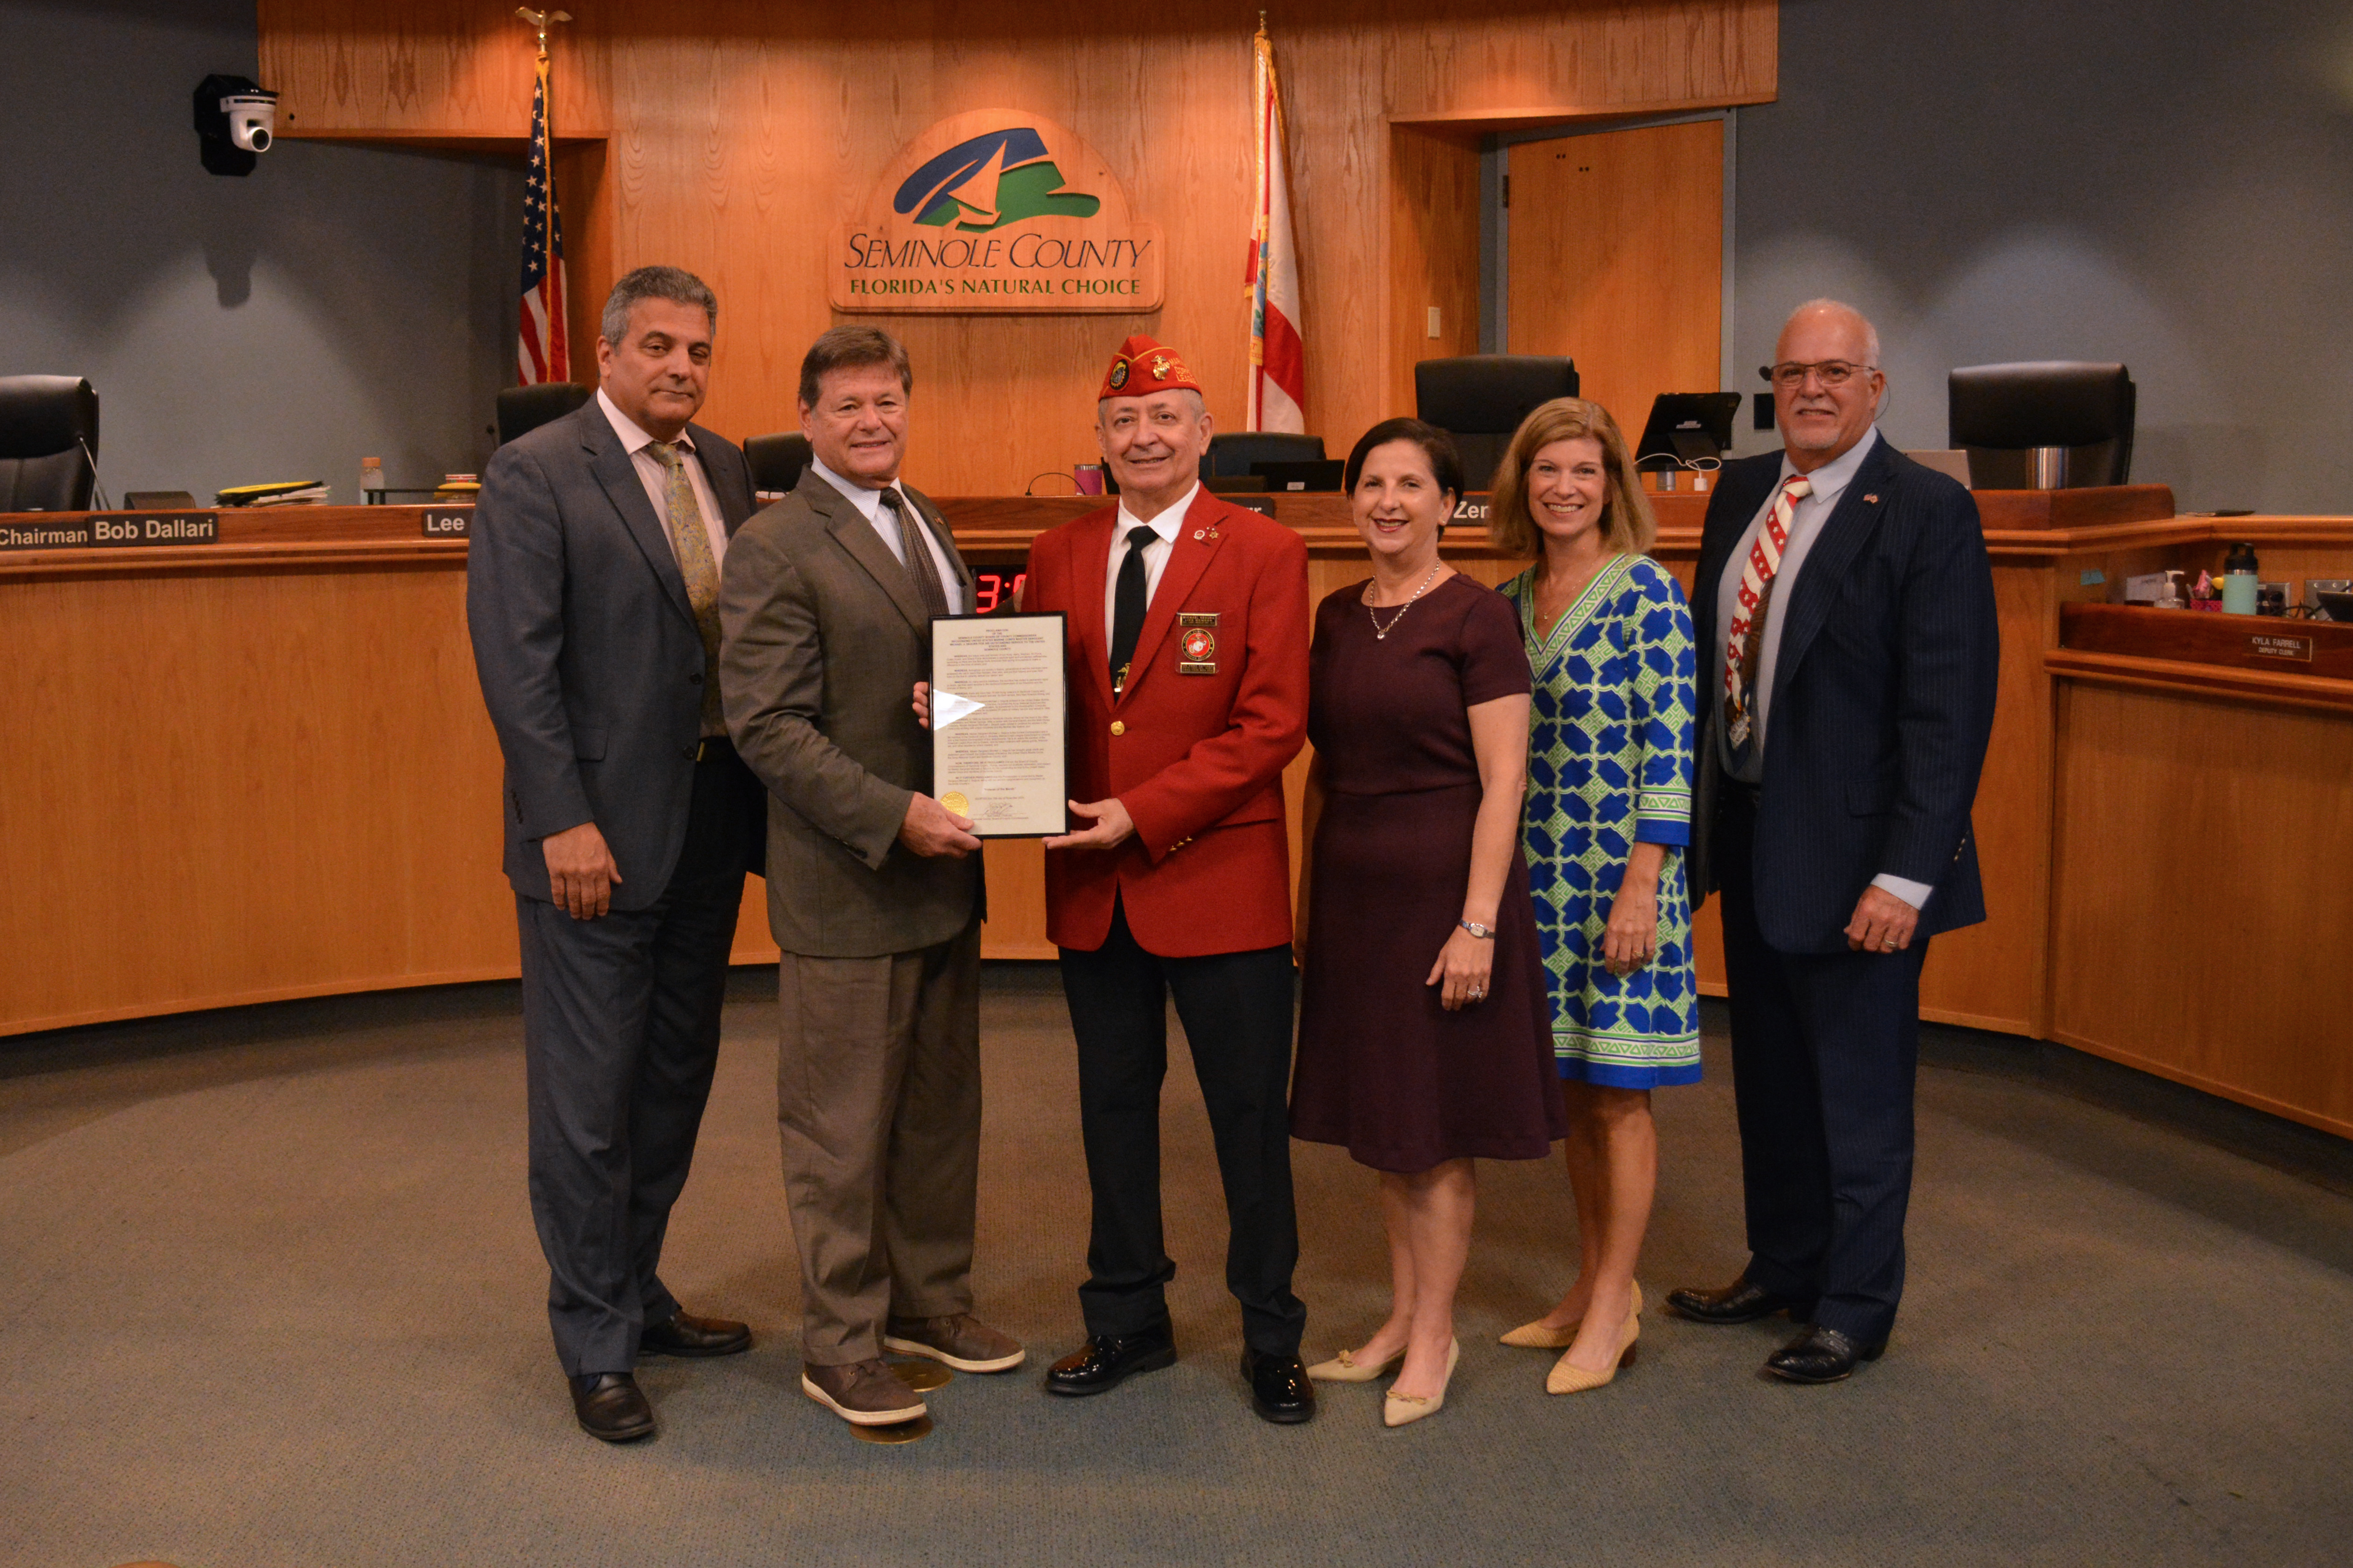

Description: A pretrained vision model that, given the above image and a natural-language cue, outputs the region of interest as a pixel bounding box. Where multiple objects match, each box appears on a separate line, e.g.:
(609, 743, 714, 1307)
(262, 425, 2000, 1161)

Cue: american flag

(518, 52, 570, 384)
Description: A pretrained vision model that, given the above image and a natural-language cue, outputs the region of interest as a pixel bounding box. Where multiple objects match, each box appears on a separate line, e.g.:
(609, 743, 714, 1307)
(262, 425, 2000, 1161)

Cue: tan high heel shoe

(1546, 1302, 1640, 1395)
(1382, 1338, 1460, 1427)
(1500, 1281, 1642, 1349)
(1306, 1344, 1406, 1383)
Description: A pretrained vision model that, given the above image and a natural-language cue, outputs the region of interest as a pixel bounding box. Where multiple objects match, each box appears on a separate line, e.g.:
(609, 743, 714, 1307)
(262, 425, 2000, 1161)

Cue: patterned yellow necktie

(651, 442, 725, 735)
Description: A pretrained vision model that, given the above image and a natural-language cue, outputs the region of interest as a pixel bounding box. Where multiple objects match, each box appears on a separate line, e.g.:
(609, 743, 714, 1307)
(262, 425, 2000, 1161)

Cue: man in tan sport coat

(719, 325, 1023, 1430)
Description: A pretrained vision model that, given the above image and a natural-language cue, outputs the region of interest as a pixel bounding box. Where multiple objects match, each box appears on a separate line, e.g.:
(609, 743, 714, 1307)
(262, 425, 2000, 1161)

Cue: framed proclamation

(929, 613, 1069, 838)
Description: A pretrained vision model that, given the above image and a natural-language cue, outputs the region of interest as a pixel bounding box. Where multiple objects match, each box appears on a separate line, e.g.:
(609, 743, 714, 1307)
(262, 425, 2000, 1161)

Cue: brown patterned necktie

(878, 487, 950, 621)
(650, 442, 726, 736)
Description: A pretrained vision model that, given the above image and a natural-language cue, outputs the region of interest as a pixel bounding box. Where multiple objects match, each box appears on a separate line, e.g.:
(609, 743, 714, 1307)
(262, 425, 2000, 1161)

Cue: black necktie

(1108, 524, 1156, 692)
(878, 488, 949, 621)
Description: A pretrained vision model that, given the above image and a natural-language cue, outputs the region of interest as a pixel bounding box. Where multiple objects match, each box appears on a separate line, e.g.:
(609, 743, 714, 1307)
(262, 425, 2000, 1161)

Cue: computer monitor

(1634, 392, 1742, 466)
(1251, 459, 1345, 492)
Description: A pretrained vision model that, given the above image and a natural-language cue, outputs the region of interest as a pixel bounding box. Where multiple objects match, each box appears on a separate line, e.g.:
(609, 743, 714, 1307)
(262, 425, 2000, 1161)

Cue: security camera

(193, 74, 279, 176)
(223, 93, 277, 152)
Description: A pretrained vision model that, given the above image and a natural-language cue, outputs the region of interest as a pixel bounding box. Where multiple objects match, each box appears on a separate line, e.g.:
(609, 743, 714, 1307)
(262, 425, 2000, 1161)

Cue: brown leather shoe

(883, 1312, 1026, 1373)
(639, 1309, 751, 1358)
(802, 1359, 928, 1427)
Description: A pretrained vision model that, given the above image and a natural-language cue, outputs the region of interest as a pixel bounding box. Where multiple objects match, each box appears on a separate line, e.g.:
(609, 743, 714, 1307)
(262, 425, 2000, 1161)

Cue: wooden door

(1507, 120, 1724, 440)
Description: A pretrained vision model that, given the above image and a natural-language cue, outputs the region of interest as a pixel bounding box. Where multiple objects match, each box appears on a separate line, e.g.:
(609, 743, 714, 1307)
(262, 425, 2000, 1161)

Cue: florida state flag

(1245, 24, 1305, 433)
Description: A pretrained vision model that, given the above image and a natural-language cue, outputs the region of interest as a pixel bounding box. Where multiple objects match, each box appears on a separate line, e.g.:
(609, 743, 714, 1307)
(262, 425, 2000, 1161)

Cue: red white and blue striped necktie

(1722, 473, 1812, 764)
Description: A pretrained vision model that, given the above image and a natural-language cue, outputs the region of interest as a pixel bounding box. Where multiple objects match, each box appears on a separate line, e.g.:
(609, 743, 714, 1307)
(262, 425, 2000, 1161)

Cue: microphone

(76, 435, 110, 511)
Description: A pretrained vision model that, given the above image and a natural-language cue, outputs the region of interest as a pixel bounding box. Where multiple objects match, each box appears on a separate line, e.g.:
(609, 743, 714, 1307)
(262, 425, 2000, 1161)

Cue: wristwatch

(1458, 919, 1494, 940)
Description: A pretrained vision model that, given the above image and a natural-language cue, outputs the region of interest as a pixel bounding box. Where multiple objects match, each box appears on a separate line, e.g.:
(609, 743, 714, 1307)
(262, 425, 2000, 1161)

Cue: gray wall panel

(0, 0, 520, 505)
(1732, 0, 2353, 512)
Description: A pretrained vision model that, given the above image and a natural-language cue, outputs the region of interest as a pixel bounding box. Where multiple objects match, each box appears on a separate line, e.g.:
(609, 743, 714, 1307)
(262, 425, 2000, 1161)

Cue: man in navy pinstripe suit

(1670, 300, 2000, 1383)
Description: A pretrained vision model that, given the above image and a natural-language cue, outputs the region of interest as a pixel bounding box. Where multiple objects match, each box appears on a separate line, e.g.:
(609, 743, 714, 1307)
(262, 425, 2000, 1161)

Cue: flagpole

(1246, 15, 1306, 434)
(514, 9, 574, 385)
(1248, 17, 1270, 430)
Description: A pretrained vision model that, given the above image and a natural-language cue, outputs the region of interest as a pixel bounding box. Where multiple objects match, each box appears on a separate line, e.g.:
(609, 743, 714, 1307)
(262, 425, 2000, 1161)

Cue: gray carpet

(2, 967, 2348, 1568)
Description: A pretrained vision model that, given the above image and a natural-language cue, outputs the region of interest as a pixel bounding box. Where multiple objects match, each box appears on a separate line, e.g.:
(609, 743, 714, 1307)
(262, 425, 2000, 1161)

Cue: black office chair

(1948, 362, 2135, 488)
(1414, 355, 1579, 490)
(1199, 431, 1324, 481)
(495, 383, 592, 447)
(0, 375, 100, 512)
(743, 432, 814, 496)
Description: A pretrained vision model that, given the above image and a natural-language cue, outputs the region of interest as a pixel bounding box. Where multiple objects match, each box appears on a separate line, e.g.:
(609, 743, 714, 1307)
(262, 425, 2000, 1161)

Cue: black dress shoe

(1665, 1275, 1814, 1325)
(639, 1309, 752, 1358)
(1043, 1326, 1177, 1397)
(1763, 1325, 1884, 1384)
(1240, 1348, 1315, 1425)
(570, 1371, 655, 1442)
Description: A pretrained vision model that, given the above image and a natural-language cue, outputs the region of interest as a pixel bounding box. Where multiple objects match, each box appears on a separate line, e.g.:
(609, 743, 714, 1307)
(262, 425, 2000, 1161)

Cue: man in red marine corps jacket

(1026, 335, 1316, 1424)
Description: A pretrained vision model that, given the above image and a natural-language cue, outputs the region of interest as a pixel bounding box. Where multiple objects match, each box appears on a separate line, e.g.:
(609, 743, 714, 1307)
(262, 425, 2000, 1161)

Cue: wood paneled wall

(1387, 126, 1484, 419)
(1507, 119, 1724, 435)
(260, 2, 1775, 491)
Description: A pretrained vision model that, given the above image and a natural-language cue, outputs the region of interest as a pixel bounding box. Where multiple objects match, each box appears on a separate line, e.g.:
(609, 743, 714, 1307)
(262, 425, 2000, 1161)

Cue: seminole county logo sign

(830, 110, 1165, 314)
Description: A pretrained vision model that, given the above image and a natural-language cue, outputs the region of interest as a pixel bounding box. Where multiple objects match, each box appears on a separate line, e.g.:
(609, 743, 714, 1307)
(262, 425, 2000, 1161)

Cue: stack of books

(216, 481, 331, 507)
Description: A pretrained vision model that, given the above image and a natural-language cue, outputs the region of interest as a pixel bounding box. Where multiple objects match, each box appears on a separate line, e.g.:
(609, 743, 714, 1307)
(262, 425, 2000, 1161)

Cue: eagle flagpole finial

(516, 7, 572, 60)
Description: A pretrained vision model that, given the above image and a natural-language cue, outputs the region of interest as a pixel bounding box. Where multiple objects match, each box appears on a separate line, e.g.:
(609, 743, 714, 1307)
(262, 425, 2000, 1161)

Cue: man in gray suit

(721, 325, 1023, 1429)
(467, 266, 767, 1442)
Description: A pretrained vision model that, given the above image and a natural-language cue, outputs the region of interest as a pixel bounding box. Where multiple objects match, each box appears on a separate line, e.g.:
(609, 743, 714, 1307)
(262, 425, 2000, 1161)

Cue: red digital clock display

(971, 568, 1028, 614)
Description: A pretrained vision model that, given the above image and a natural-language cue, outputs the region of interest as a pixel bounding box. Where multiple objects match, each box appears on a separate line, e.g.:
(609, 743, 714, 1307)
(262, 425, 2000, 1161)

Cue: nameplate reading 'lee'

(0, 512, 220, 553)
(420, 508, 472, 539)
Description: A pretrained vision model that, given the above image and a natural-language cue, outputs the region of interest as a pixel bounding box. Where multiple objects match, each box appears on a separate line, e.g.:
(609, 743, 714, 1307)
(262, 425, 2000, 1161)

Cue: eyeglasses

(1759, 360, 1878, 390)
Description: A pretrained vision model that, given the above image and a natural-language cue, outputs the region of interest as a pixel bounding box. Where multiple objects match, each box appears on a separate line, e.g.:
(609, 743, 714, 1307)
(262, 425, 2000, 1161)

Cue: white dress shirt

(597, 387, 727, 570)
(809, 457, 965, 615)
(1711, 428, 1933, 911)
(1102, 481, 1198, 643)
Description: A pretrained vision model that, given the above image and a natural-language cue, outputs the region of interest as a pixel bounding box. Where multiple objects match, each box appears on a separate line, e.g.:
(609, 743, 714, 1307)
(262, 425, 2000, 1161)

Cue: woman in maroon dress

(1291, 418, 1563, 1427)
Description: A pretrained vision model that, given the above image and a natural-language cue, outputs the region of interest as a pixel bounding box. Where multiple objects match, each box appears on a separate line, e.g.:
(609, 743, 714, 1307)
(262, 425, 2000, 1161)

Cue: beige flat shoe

(1499, 1281, 1642, 1348)
(1306, 1344, 1406, 1383)
(1546, 1306, 1640, 1395)
(1382, 1338, 1460, 1427)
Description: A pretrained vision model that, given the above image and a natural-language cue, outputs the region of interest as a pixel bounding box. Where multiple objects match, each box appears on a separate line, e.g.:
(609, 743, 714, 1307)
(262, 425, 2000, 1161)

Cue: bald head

(1771, 299, 1885, 472)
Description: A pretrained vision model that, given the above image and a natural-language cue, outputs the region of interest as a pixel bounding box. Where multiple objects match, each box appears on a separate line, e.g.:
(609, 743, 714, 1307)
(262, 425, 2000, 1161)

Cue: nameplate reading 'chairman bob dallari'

(0, 511, 220, 553)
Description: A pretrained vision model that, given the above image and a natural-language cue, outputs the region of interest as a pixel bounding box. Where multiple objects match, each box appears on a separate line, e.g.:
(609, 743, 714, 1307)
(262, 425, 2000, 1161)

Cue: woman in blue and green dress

(1492, 397, 1700, 1397)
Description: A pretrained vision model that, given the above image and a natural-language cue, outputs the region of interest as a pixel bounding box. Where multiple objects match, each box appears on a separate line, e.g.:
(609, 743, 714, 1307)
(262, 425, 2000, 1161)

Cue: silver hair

(1785, 297, 1881, 366)
(600, 265, 718, 347)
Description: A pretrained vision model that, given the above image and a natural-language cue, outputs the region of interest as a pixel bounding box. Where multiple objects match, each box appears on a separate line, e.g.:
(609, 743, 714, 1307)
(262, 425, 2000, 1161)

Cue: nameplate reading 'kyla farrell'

(2248, 632, 2314, 663)
(0, 511, 220, 553)
(420, 508, 472, 539)
(830, 110, 1165, 314)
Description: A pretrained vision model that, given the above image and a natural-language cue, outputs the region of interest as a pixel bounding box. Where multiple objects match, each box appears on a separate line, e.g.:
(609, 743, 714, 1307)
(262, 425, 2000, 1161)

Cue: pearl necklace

(1364, 560, 1443, 639)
